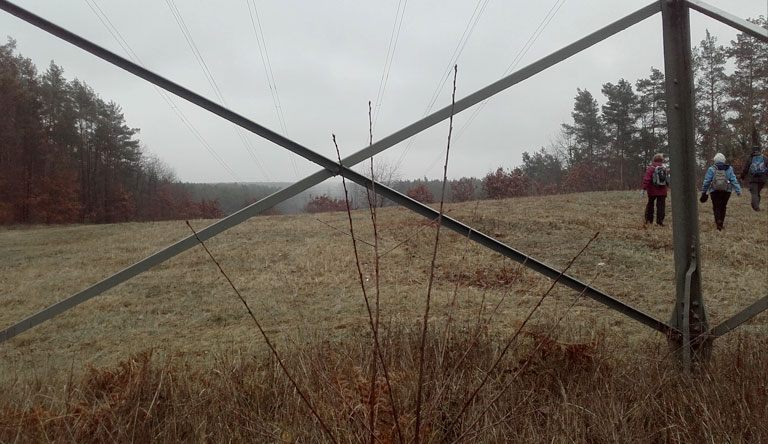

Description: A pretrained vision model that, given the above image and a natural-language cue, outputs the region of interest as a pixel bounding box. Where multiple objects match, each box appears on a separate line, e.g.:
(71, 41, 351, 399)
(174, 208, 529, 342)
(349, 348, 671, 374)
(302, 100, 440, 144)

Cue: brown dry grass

(0, 328, 766, 443)
(1, 190, 767, 442)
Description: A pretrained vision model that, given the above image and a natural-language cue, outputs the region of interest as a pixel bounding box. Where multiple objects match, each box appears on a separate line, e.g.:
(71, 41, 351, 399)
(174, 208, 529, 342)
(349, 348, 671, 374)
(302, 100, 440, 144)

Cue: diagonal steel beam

(686, 0, 768, 43)
(710, 295, 768, 338)
(0, 0, 674, 343)
(1, 167, 677, 343)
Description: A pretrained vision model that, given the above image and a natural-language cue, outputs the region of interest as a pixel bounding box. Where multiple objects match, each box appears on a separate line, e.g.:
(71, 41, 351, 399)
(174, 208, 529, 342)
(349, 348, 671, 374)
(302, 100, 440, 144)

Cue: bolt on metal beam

(0, 0, 674, 344)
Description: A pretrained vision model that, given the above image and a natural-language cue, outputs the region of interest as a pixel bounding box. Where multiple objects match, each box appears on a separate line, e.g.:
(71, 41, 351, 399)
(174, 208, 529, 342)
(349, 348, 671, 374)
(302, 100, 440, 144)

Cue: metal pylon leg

(662, 0, 711, 365)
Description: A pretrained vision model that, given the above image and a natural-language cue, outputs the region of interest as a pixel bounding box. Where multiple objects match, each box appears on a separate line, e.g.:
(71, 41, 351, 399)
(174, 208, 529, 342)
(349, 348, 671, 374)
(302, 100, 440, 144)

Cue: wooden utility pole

(661, 0, 711, 369)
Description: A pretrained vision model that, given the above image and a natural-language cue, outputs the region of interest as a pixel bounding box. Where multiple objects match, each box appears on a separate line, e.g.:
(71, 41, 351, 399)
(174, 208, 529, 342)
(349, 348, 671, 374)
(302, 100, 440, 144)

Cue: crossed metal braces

(1, 0, 766, 345)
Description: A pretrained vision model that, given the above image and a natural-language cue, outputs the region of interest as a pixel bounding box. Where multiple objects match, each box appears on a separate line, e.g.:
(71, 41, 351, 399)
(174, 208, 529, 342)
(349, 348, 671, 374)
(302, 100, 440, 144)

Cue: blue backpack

(749, 155, 766, 176)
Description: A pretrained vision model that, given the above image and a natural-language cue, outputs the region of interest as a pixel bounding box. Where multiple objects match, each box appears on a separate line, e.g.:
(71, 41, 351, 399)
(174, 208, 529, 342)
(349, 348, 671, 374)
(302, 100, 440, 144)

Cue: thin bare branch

(185, 221, 338, 444)
(379, 217, 438, 258)
(334, 135, 405, 444)
(443, 231, 600, 442)
(416, 64, 459, 444)
(450, 270, 601, 443)
(314, 217, 376, 247)
(367, 100, 382, 444)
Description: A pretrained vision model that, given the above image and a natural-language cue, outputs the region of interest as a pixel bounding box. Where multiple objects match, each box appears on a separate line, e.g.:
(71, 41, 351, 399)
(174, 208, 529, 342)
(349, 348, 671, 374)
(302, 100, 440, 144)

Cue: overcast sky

(1, 0, 766, 183)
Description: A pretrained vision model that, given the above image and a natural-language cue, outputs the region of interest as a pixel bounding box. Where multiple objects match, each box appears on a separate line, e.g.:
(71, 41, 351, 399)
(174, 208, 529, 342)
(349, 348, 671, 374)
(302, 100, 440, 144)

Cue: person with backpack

(700, 152, 741, 231)
(641, 153, 668, 227)
(739, 140, 766, 211)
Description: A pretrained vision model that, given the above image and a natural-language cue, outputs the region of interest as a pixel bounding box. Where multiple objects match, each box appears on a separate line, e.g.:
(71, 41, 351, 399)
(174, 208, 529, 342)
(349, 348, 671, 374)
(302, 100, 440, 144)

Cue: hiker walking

(739, 138, 766, 211)
(641, 153, 668, 227)
(700, 152, 741, 231)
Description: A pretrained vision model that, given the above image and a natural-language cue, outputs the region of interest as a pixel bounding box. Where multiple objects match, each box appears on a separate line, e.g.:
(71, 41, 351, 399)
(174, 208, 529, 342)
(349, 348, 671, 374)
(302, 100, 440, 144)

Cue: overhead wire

(453, 0, 568, 141)
(84, 0, 242, 182)
(164, 0, 272, 181)
(421, 0, 568, 176)
(393, 0, 491, 172)
(422, 0, 490, 118)
(371, 0, 409, 132)
(245, 0, 301, 180)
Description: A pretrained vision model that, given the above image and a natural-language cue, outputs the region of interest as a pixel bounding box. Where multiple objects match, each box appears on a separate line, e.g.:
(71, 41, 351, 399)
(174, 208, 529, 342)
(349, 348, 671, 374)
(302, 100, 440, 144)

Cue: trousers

(645, 195, 666, 225)
(709, 190, 731, 229)
(748, 181, 765, 211)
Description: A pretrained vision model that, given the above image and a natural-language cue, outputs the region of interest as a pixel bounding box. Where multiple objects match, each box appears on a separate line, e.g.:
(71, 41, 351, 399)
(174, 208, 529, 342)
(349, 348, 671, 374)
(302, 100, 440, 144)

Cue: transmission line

(245, 0, 301, 180)
(453, 0, 568, 141)
(371, 0, 409, 132)
(164, 0, 272, 181)
(394, 0, 491, 171)
(421, 0, 568, 176)
(85, 0, 242, 182)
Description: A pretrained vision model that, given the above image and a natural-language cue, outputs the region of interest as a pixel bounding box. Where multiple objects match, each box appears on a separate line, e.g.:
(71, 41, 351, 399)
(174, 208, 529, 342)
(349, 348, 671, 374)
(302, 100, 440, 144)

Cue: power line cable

(453, 0, 568, 141)
(246, 0, 301, 180)
(166, 0, 270, 180)
(85, 0, 242, 182)
(371, 0, 409, 132)
(421, 0, 568, 176)
(422, 0, 490, 117)
(394, 0, 490, 171)
(165, 0, 272, 181)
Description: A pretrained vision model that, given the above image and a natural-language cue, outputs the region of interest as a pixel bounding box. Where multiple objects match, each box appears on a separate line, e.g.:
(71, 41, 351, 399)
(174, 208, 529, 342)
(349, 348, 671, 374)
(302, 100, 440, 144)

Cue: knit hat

(713, 153, 726, 164)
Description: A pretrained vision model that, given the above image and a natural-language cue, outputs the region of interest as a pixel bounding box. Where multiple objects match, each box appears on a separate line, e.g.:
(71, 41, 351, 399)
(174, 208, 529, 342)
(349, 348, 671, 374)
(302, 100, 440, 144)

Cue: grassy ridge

(0, 190, 766, 441)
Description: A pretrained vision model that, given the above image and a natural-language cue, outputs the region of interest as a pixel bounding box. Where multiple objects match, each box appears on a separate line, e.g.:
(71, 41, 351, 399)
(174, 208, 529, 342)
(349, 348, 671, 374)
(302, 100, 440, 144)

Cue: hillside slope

(1, 190, 766, 377)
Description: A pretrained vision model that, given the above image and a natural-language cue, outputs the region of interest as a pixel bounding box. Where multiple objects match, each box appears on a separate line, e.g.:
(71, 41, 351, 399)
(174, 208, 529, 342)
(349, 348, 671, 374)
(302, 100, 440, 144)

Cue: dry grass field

(1, 190, 767, 442)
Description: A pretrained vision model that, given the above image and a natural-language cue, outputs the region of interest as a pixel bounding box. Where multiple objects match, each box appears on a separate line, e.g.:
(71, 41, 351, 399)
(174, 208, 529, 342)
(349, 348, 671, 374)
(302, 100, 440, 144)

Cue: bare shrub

(451, 177, 475, 202)
(304, 194, 348, 213)
(406, 184, 435, 203)
(482, 167, 529, 199)
(2, 331, 766, 443)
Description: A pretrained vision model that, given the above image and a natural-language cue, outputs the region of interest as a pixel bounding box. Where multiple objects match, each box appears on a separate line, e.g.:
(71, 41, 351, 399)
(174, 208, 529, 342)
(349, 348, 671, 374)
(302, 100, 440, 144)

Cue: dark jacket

(740, 151, 767, 184)
(642, 162, 668, 197)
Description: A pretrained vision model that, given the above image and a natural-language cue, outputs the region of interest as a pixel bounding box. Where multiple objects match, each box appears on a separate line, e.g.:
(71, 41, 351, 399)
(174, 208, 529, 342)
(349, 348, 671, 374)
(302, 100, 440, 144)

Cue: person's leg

(710, 192, 726, 230)
(645, 196, 655, 224)
(716, 192, 732, 229)
(656, 196, 666, 226)
(752, 181, 765, 211)
(749, 182, 760, 211)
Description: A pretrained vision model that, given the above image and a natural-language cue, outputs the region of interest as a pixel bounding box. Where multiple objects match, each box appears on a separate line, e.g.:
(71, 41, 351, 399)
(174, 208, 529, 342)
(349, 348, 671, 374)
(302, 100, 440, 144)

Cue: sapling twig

(314, 217, 375, 248)
(333, 135, 405, 444)
(451, 268, 602, 443)
(366, 100, 383, 444)
(378, 216, 438, 258)
(185, 221, 338, 444)
(439, 203, 484, 367)
(442, 231, 600, 442)
(415, 64, 458, 444)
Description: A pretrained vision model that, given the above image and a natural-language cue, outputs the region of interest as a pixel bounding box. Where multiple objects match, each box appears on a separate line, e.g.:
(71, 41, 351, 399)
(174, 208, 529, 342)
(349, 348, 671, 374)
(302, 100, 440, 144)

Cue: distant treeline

(0, 39, 231, 224)
(520, 23, 767, 195)
(2, 21, 766, 223)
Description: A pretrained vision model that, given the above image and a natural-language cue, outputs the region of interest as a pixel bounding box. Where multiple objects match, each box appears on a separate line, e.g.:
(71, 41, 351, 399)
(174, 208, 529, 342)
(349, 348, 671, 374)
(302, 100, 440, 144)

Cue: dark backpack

(711, 168, 729, 192)
(749, 155, 766, 176)
(652, 165, 668, 186)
